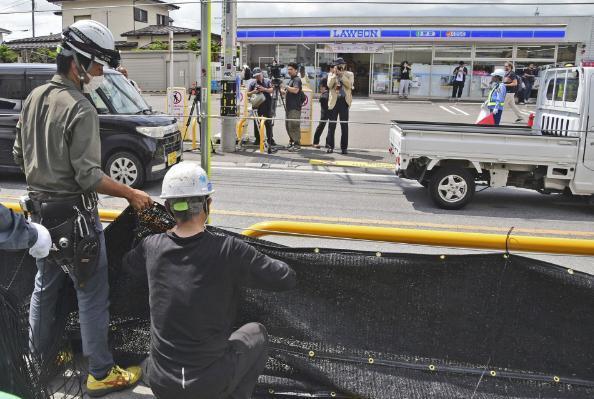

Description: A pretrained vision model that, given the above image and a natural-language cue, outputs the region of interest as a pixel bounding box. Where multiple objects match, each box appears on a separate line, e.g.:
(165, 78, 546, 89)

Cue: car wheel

(105, 151, 145, 189)
(429, 167, 475, 210)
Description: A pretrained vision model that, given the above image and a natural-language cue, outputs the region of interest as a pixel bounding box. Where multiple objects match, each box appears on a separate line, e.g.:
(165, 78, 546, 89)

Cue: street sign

(167, 87, 187, 129)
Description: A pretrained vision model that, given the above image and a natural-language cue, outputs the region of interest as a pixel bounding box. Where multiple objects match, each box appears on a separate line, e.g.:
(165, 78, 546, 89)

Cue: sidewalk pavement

(182, 142, 395, 174)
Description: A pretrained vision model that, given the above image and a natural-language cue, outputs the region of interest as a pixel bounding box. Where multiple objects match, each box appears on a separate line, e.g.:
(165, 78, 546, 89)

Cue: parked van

(0, 63, 182, 188)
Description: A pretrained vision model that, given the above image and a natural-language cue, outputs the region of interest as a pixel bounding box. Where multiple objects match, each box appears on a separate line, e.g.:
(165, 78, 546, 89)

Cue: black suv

(0, 63, 182, 188)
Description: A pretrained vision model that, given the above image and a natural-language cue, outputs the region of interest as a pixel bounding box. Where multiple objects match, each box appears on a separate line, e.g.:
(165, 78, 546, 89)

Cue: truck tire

(429, 166, 475, 210)
(105, 151, 145, 189)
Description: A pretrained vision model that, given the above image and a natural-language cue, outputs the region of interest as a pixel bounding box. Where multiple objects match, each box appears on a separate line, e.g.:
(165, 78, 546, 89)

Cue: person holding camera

(326, 58, 354, 154)
(399, 61, 412, 99)
(281, 62, 303, 152)
(247, 68, 276, 152)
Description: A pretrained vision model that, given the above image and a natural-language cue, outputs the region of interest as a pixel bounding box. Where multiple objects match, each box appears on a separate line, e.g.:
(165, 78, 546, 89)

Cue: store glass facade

(241, 42, 577, 99)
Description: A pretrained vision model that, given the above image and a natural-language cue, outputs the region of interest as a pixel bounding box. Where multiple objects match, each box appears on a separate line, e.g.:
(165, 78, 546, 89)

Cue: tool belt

(22, 192, 100, 288)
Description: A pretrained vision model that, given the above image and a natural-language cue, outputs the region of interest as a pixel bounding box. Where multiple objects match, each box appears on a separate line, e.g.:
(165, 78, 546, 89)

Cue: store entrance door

(338, 53, 370, 97)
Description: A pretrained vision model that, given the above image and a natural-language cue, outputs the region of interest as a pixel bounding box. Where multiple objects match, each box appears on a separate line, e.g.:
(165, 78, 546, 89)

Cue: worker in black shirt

(313, 71, 329, 148)
(124, 161, 297, 399)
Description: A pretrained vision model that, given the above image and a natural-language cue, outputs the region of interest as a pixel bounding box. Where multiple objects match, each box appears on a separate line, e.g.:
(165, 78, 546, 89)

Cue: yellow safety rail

(3, 202, 594, 256)
(241, 221, 594, 257)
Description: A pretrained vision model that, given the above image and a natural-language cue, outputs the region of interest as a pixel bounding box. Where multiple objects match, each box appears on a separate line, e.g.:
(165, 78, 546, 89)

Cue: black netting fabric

(2, 204, 594, 399)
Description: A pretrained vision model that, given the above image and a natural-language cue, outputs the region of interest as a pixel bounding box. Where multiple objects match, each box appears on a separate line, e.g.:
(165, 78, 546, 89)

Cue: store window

(516, 45, 555, 59)
(372, 52, 391, 94)
(557, 45, 577, 65)
(393, 46, 432, 97)
(469, 63, 500, 99)
(296, 44, 315, 88)
(475, 46, 513, 59)
(246, 44, 277, 70)
(434, 46, 471, 59)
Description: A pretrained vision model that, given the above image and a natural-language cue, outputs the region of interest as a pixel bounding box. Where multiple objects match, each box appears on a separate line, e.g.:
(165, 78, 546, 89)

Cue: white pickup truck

(389, 66, 594, 209)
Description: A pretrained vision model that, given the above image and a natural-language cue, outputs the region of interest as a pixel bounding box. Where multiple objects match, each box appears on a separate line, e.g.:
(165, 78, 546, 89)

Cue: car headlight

(136, 123, 178, 138)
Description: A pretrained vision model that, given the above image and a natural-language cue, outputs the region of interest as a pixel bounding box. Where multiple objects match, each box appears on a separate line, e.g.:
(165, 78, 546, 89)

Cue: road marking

(439, 105, 457, 115)
(351, 99, 380, 112)
(214, 166, 394, 178)
(450, 106, 470, 116)
(380, 104, 390, 113)
(520, 110, 533, 116)
(309, 159, 394, 169)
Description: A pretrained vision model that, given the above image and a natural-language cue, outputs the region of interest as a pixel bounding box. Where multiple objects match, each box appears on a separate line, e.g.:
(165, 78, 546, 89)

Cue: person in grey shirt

(0, 204, 51, 258)
(13, 20, 150, 396)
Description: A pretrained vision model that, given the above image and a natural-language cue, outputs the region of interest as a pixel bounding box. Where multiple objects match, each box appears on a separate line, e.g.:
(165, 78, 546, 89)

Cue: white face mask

(83, 74, 104, 93)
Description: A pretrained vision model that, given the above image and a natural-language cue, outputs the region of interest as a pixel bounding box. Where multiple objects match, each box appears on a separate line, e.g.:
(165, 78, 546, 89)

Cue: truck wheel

(105, 151, 145, 189)
(429, 167, 475, 210)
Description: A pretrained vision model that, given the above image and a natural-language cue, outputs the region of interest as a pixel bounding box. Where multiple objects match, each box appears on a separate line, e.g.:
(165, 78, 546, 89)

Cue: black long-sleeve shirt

(123, 230, 296, 377)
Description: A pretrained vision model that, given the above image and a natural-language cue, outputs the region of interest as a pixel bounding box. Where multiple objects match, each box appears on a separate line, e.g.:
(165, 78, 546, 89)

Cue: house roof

(46, 0, 179, 10)
(6, 33, 62, 50)
(0, 28, 12, 34)
(121, 25, 201, 37)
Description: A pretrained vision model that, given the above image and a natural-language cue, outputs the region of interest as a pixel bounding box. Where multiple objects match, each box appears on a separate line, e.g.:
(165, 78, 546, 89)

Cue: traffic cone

(477, 113, 495, 125)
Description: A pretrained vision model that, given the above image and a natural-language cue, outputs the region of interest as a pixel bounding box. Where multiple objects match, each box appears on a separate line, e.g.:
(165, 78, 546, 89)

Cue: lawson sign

(331, 29, 381, 39)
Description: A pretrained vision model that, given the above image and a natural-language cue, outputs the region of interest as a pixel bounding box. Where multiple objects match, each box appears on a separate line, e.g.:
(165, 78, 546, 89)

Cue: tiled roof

(6, 33, 61, 50)
(121, 25, 200, 37)
(139, 41, 192, 50)
(0, 28, 12, 34)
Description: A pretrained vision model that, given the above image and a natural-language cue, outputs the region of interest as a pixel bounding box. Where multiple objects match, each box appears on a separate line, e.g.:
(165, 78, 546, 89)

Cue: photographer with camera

(281, 62, 303, 152)
(326, 58, 354, 154)
(247, 68, 276, 152)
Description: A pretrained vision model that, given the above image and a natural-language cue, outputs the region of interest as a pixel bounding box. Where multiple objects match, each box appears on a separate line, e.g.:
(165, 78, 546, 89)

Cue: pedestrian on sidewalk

(450, 61, 467, 101)
(399, 61, 412, 99)
(503, 61, 524, 123)
(521, 63, 537, 104)
(247, 67, 276, 152)
(486, 69, 507, 126)
(282, 62, 303, 151)
(326, 58, 354, 155)
(313, 68, 330, 148)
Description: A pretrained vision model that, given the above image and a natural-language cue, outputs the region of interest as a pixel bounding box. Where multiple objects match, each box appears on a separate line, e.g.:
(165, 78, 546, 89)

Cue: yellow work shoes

(86, 365, 142, 397)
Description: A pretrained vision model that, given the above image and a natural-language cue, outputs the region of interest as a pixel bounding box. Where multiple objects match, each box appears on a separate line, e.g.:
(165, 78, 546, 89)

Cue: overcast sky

(2, 0, 593, 41)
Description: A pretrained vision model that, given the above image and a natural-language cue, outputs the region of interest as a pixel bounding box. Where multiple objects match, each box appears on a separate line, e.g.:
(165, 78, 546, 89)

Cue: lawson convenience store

(237, 16, 593, 99)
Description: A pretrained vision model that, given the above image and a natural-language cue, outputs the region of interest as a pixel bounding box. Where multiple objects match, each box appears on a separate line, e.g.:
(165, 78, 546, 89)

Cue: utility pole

(31, 0, 35, 37)
(219, 0, 238, 152)
(200, 0, 212, 173)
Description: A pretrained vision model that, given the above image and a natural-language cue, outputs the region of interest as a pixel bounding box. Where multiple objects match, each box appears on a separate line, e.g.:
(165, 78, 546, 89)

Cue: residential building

(0, 28, 11, 44)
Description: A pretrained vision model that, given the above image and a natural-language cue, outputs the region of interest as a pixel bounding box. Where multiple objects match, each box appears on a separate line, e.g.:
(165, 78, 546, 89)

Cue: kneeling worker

(124, 161, 297, 399)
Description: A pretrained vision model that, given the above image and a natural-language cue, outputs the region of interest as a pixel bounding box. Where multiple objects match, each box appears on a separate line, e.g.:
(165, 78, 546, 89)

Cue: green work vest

(487, 83, 500, 106)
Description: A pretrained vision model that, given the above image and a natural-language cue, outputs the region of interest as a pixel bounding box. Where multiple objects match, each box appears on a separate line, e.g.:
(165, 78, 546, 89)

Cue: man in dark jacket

(451, 61, 468, 100)
(124, 161, 297, 399)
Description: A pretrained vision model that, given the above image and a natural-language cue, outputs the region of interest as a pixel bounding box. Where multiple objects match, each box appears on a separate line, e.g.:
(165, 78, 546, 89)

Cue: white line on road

(450, 106, 470, 116)
(439, 105, 457, 115)
(214, 166, 395, 179)
(380, 104, 390, 113)
(520, 110, 533, 116)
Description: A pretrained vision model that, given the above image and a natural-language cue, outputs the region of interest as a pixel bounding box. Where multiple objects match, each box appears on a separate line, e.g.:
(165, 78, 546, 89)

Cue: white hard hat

(61, 20, 120, 68)
(491, 69, 506, 78)
(160, 161, 214, 199)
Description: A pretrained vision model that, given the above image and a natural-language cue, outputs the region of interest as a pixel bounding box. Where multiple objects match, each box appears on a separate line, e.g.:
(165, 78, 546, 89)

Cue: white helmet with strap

(60, 20, 120, 70)
(160, 161, 215, 199)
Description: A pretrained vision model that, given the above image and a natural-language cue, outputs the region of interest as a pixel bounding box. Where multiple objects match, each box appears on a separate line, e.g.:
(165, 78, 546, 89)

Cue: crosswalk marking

(439, 105, 457, 115)
(450, 106, 470, 116)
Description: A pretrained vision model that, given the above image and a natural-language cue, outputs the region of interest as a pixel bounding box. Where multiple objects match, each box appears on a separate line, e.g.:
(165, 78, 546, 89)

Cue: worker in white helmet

(124, 161, 296, 399)
(13, 20, 152, 397)
(487, 69, 507, 126)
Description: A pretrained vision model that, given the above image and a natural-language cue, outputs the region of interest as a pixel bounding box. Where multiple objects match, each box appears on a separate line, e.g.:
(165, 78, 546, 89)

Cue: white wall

(60, 0, 171, 40)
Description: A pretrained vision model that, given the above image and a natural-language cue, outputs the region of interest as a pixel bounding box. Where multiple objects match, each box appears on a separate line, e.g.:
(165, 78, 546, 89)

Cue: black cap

(333, 57, 346, 66)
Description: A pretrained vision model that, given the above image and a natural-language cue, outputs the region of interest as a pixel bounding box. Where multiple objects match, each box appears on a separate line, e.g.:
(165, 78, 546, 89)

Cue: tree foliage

(0, 45, 18, 63)
(29, 48, 57, 63)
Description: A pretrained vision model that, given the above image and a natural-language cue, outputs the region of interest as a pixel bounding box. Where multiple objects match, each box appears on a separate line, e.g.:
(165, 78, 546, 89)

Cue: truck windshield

(95, 73, 150, 114)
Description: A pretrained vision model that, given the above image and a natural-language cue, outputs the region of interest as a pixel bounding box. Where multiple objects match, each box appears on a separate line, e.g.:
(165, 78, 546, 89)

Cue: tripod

(271, 80, 286, 124)
(184, 90, 215, 154)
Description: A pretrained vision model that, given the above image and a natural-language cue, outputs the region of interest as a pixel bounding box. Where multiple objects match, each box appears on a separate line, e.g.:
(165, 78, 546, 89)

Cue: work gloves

(29, 222, 52, 259)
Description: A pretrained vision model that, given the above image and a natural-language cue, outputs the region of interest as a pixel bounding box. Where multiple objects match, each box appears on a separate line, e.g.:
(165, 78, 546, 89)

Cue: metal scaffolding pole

(200, 0, 212, 174)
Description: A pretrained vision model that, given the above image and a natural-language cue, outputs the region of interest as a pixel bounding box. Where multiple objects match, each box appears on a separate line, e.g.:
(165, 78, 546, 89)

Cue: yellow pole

(191, 118, 197, 150)
(259, 117, 266, 153)
(241, 220, 594, 257)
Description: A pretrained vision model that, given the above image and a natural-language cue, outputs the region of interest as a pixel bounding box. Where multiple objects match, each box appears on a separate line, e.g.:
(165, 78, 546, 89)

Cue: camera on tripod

(267, 63, 285, 86)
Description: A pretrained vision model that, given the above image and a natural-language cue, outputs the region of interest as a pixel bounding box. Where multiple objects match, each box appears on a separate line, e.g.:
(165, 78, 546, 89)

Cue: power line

(0, 0, 592, 15)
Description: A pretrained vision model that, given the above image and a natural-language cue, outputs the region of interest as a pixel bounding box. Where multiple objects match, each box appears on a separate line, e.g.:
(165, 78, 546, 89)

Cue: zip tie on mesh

(505, 226, 515, 258)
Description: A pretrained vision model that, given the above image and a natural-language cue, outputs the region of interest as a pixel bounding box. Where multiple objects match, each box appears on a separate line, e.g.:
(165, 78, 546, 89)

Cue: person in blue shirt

(0, 203, 51, 258)
(487, 69, 507, 126)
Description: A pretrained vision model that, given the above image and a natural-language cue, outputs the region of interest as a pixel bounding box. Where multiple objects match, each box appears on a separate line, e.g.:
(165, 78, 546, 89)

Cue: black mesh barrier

(2, 204, 594, 399)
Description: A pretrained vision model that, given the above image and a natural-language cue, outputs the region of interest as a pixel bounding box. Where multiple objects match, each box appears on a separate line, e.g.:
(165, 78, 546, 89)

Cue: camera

(268, 63, 285, 82)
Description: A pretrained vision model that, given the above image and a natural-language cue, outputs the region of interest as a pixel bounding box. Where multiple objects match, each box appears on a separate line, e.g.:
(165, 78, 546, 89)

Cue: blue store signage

(237, 28, 566, 41)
